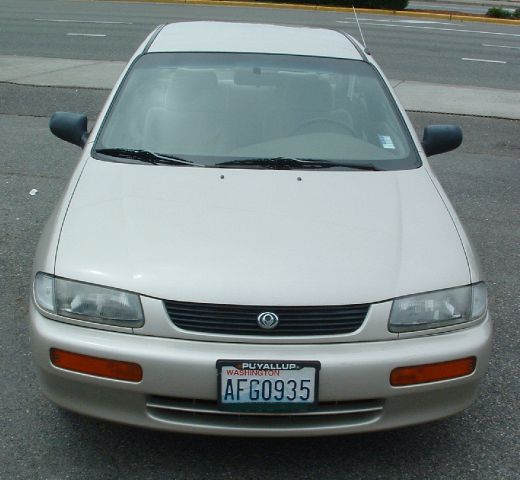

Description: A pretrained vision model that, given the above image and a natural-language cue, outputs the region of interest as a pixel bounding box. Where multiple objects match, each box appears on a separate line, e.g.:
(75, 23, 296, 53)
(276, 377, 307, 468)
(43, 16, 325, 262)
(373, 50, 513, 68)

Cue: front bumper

(30, 304, 492, 437)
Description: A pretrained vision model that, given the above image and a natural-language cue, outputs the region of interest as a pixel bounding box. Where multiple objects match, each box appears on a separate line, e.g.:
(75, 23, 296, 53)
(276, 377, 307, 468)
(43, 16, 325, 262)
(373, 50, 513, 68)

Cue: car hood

(55, 159, 469, 305)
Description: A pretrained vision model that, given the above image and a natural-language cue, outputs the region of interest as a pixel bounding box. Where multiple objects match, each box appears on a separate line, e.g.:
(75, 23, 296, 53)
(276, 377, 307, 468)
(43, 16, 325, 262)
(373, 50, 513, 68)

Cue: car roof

(148, 21, 363, 60)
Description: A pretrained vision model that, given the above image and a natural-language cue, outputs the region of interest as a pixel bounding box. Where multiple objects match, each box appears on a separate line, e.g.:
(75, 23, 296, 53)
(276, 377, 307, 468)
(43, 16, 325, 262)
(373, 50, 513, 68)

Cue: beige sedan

(30, 21, 491, 436)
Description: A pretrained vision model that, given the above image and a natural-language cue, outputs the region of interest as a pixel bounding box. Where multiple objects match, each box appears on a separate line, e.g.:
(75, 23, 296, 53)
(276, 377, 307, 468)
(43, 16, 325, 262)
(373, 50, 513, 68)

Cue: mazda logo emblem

(257, 312, 279, 330)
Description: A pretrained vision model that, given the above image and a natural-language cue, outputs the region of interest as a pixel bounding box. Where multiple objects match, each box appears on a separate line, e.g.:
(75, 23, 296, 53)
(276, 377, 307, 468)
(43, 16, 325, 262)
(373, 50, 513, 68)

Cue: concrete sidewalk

(416, 0, 520, 7)
(1, 54, 519, 119)
(414, 0, 520, 7)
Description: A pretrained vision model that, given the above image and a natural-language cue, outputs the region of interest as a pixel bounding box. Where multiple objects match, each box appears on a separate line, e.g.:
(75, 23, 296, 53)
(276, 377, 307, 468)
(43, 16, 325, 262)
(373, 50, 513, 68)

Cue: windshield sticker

(378, 135, 395, 150)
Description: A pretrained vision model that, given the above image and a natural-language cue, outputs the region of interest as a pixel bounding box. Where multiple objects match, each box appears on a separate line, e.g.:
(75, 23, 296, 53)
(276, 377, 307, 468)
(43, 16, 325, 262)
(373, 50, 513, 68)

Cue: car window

(94, 52, 421, 170)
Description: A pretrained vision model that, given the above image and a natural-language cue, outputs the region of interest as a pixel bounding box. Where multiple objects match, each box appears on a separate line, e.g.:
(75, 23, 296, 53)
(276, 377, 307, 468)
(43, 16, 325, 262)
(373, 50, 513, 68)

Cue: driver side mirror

(422, 125, 462, 157)
(49, 112, 88, 147)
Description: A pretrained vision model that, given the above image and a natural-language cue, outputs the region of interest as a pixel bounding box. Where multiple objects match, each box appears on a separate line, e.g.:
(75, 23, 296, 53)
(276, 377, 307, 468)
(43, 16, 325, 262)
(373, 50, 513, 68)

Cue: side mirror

(422, 125, 462, 157)
(49, 112, 88, 147)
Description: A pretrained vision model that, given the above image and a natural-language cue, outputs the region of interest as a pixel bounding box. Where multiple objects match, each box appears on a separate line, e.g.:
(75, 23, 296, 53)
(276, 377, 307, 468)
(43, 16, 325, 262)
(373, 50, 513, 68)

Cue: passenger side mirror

(422, 125, 462, 157)
(49, 112, 88, 147)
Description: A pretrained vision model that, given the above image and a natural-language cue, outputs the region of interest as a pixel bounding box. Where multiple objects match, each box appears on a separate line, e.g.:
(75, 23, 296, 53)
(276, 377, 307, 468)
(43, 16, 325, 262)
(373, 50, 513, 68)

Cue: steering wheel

(291, 117, 356, 137)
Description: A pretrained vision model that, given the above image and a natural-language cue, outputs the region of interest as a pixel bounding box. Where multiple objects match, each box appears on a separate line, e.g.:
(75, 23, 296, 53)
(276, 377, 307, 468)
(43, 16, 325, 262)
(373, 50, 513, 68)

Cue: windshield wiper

(213, 157, 382, 171)
(95, 151, 382, 171)
(95, 148, 202, 167)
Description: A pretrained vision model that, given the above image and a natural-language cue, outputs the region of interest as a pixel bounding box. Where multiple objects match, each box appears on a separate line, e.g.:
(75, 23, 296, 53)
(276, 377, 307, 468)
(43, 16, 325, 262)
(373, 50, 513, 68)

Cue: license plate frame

(216, 360, 321, 413)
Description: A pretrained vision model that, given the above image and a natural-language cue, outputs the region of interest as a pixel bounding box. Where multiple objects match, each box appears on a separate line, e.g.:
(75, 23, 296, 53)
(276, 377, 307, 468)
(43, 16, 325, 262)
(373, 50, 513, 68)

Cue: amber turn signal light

(50, 348, 143, 382)
(390, 357, 476, 387)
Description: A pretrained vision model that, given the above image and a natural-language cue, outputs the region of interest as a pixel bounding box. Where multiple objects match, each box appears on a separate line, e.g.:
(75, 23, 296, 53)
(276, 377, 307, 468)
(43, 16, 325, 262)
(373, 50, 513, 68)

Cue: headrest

(284, 74, 333, 112)
(166, 69, 219, 110)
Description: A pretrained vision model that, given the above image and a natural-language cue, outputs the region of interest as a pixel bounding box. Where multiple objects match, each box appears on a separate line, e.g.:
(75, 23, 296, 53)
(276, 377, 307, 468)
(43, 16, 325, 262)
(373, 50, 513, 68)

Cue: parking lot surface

(1, 82, 519, 478)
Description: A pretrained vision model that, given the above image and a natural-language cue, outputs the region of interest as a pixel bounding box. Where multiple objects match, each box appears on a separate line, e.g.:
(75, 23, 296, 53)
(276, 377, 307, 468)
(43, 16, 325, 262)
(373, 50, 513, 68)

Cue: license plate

(217, 360, 320, 413)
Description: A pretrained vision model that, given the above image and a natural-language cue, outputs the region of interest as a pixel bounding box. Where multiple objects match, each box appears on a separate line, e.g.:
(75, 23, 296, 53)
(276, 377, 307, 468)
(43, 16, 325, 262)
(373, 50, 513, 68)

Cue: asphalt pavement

(2, 84, 520, 480)
(2, 0, 520, 90)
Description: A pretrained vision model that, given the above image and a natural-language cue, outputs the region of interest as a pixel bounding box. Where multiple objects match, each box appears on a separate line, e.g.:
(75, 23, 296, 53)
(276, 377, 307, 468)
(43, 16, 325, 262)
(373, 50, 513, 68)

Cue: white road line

(482, 43, 520, 50)
(462, 57, 507, 64)
(35, 18, 132, 25)
(337, 20, 520, 38)
(351, 17, 455, 26)
(353, 18, 394, 22)
(410, 2, 470, 7)
(394, 20, 453, 26)
(393, 19, 456, 25)
(67, 33, 107, 37)
(409, 4, 482, 13)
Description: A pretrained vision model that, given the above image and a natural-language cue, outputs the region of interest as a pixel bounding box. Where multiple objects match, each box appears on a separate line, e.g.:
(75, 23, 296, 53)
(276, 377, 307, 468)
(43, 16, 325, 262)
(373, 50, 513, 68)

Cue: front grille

(163, 300, 369, 336)
(146, 396, 384, 430)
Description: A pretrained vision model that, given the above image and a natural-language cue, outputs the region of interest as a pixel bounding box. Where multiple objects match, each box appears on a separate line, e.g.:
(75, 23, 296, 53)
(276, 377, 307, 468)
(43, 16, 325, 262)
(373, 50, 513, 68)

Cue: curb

(97, 0, 520, 25)
(2, 53, 519, 119)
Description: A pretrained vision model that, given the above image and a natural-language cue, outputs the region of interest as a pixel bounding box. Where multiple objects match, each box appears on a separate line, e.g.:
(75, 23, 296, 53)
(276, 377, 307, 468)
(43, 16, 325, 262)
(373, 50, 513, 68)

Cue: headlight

(34, 273, 144, 328)
(389, 283, 487, 333)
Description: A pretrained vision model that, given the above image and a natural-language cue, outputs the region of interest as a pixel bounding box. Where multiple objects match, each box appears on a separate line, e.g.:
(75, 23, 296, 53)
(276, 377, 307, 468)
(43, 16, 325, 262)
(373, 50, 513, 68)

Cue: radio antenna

(352, 2, 367, 51)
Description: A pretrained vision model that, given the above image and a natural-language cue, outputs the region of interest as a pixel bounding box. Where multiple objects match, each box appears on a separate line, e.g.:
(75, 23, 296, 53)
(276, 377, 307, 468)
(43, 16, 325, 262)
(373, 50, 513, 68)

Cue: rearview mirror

(422, 125, 462, 157)
(49, 112, 88, 147)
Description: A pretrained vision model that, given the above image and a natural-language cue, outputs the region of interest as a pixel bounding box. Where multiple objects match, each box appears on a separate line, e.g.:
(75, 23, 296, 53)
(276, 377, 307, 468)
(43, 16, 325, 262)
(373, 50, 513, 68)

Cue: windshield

(94, 52, 420, 170)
